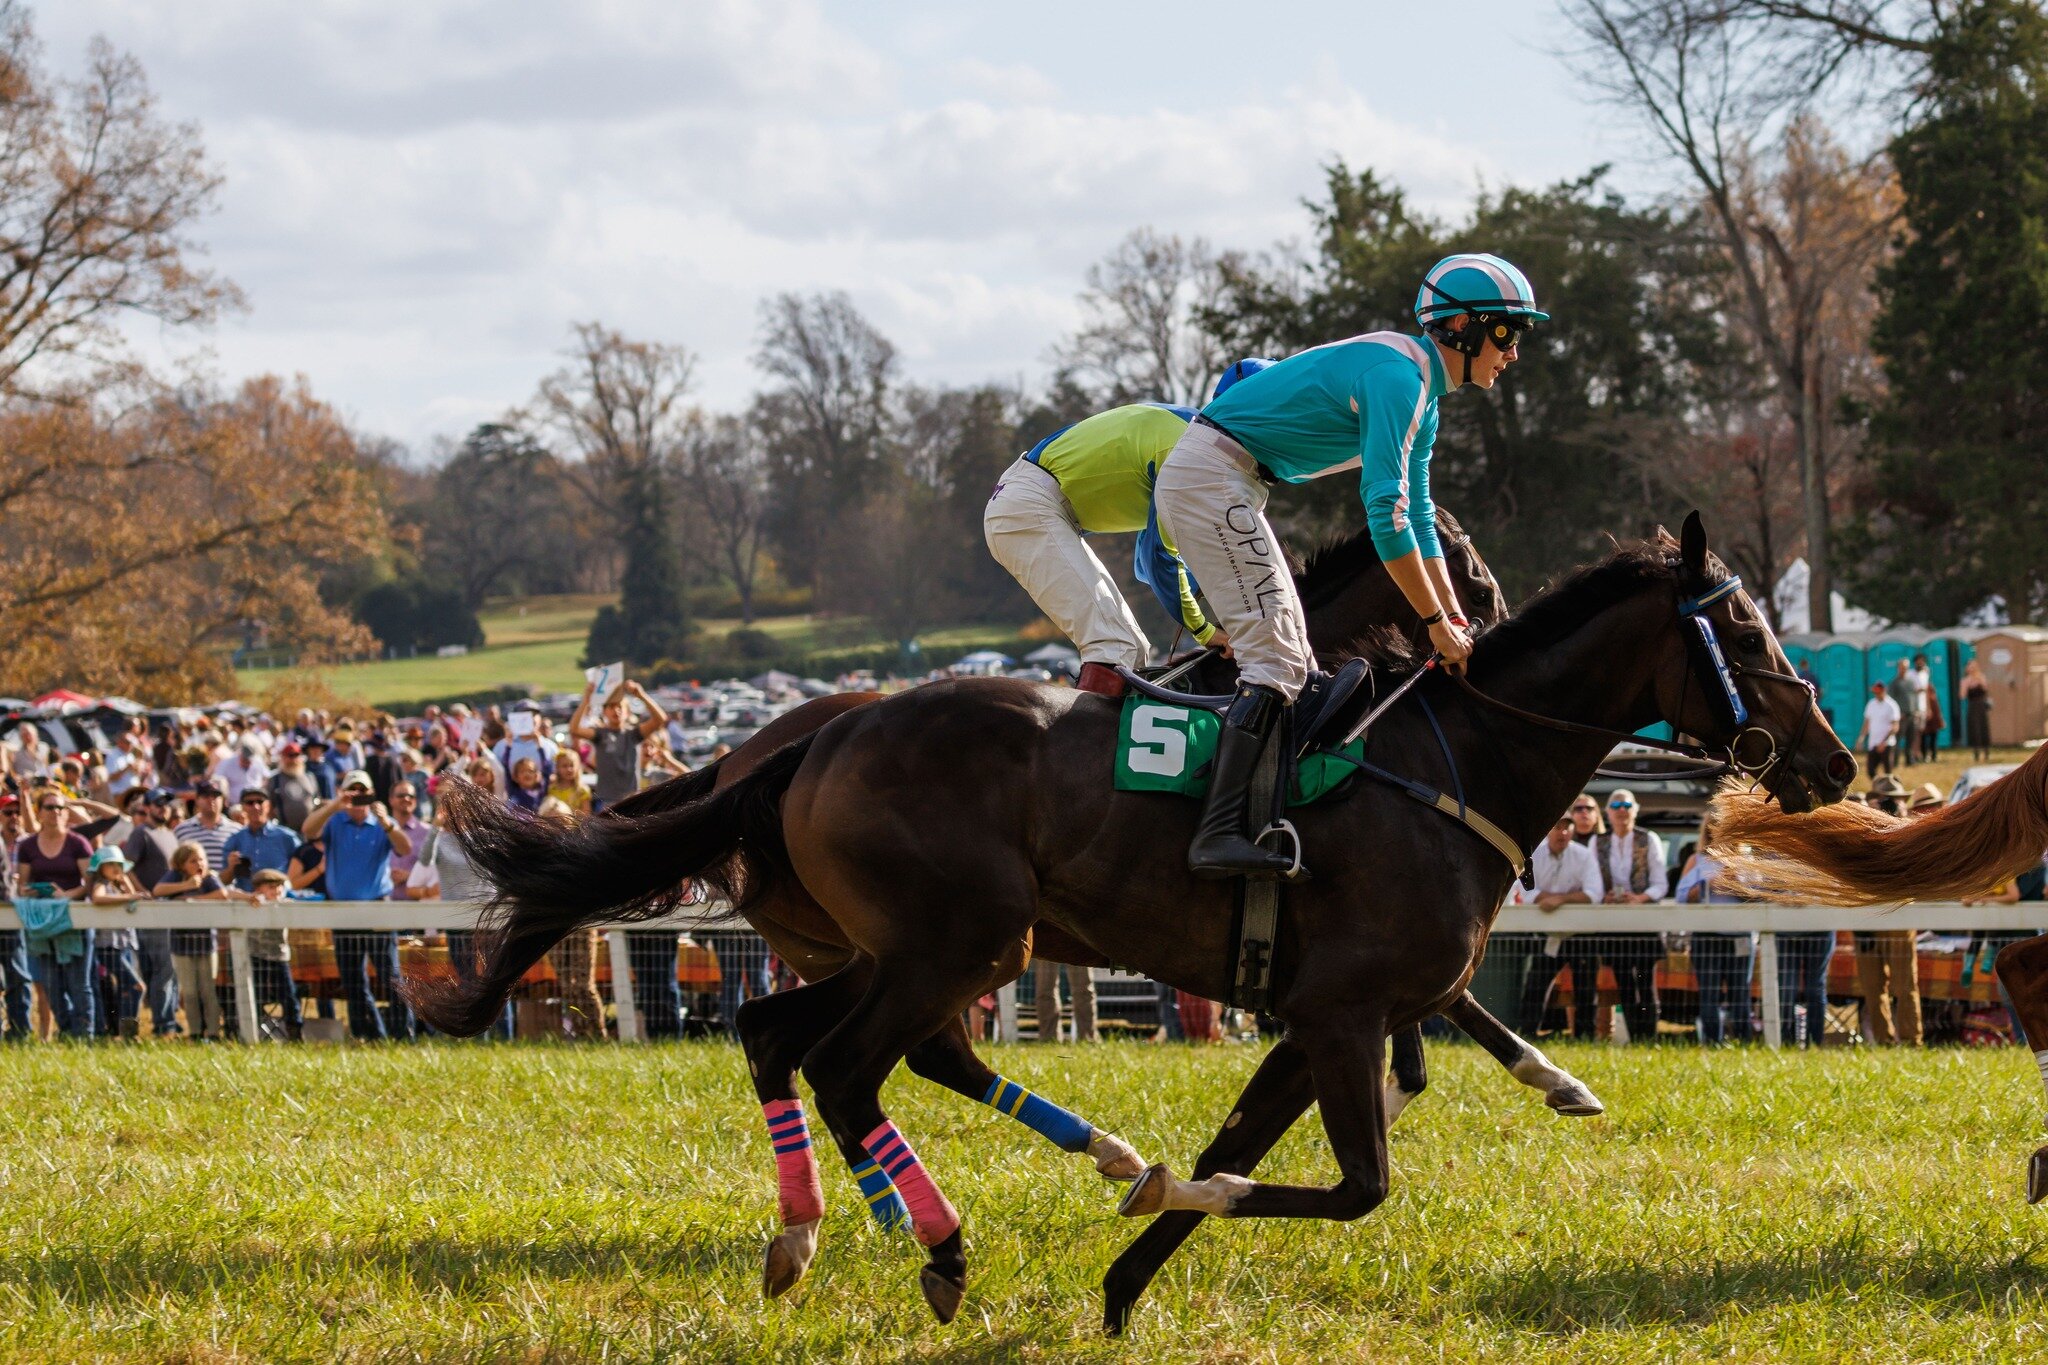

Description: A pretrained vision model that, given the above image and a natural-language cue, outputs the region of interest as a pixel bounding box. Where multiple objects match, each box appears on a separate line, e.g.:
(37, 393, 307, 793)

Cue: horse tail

(1711, 742, 2048, 905)
(405, 735, 814, 1036)
(594, 760, 722, 821)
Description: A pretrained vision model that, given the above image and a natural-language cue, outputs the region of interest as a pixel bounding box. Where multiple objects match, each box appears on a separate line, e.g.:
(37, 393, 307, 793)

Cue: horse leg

(904, 1016, 1145, 1180)
(802, 957, 1016, 1324)
(1119, 1011, 1389, 1223)
(734, 963, 910, 1298)
(1440, 989, 1605, 1116)
(1994, 935, 2048, 1201)
(1384, 1025, 1427, 1126)
(1101, 1037, 1316, 1336)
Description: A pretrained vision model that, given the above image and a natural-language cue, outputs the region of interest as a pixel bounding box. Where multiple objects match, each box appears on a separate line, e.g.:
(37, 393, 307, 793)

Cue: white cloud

(41, 0, 1515, 448)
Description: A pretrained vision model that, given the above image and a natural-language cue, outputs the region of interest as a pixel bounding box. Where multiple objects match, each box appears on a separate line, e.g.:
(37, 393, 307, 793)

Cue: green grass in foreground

(6, 1040, 2048, 1363)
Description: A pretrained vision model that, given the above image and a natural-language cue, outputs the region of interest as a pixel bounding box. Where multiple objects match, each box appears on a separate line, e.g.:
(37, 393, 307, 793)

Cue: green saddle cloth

(1113, 696, 1362, 806)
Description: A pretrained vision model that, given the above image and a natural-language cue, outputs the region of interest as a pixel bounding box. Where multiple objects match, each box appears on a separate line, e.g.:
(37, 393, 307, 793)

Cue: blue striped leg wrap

(849, 1156, 910, 1233)
(982, 1076, 1094, 1153)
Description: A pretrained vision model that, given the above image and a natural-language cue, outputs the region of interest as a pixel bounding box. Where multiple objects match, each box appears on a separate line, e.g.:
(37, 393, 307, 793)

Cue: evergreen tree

(584, 470, 692, 666)
(1844, 0, 2048, 624)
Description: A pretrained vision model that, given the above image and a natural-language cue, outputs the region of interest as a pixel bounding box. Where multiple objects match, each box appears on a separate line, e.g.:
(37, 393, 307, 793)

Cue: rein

(1444, 573, 1817, 786)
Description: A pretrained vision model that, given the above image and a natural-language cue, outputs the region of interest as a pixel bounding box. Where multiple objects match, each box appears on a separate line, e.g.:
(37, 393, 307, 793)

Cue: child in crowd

(154, 842, 227, 1041)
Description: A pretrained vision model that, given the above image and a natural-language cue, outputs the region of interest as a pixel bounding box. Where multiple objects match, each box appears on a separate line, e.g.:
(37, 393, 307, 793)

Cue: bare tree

(1053, 227, 1232, 408)
(753, 291, 897, 588)
(530, 321, 697, 532)
(1567, 2, 1899, 629)
(0, 3, 239, 401)
(676, 412, 772, 624)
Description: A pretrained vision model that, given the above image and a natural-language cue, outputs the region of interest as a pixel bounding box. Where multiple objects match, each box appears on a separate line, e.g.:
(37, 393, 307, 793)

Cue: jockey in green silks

(982, 361, 1272, 698)
(1153, 252, 1548, 879)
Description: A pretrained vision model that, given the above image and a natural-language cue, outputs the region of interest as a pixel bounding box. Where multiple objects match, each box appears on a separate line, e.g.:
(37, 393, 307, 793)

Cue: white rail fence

(4, 901, 2041, 1048)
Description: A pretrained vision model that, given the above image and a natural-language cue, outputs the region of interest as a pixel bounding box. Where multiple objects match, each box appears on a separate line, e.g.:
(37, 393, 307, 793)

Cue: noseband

(1450, 571, 1816, 788)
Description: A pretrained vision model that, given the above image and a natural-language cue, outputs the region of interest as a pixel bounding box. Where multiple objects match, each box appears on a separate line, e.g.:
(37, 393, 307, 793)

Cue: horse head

(1659, 511, 1856, 814)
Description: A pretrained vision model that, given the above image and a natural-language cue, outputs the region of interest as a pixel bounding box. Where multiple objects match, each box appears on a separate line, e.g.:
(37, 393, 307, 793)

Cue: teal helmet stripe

(1416, 253, 1549, 323)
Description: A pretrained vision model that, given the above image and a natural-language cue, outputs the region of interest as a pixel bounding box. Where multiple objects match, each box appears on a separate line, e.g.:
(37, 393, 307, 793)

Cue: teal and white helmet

(1414, 254, 1547, 379)
(1414, 253, 1548, 328)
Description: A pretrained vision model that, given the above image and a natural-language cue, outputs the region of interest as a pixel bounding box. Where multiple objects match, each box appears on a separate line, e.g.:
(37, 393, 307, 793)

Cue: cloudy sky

(42, 1, 1644, 453)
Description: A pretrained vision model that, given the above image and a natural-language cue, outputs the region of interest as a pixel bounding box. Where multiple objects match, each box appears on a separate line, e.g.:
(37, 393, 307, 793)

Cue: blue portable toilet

(1778, 632, 1823, 685)
(1936, 628, 1995, 746)
(1813, 633, 1875, 741)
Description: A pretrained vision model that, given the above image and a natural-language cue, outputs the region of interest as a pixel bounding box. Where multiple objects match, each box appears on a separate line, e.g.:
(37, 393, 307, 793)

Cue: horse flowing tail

(1711, 741, 2048, 905)
(405, 736, 814, 1036)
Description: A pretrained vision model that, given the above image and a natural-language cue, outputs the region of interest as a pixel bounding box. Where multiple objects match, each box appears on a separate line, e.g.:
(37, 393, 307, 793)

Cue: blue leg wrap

(982, 1075, 1095, 1153)
(849, 1157, 910, 1233)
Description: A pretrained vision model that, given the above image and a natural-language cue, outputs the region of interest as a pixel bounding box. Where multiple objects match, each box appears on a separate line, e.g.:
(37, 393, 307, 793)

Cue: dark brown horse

(600, 513, 1598, 1287)
(415, 515, 1854, 1328)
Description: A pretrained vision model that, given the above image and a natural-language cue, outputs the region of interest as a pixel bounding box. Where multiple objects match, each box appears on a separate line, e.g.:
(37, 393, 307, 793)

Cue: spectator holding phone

(303, 770, 414, 1041)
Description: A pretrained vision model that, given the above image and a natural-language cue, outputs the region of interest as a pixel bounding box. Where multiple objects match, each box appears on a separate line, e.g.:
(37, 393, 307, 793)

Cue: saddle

(1116, 656, 1371, 761)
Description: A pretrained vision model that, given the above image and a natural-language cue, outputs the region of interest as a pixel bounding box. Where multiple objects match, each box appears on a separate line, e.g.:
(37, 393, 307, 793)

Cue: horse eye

(1738, 631, 1765, 653)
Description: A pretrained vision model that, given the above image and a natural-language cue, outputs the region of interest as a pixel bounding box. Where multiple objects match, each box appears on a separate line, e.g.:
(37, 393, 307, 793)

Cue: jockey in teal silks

(983, 361, 1273, 697)
(1153, 252, 1548, 879)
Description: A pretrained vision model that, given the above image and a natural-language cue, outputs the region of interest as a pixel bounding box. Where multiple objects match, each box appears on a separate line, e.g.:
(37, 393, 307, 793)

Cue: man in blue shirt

(304, 769, 415, 1040)
(1154, 252, 1548, 877)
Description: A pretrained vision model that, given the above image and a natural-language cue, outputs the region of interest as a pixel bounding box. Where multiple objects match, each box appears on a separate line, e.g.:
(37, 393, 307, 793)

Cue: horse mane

(1295, 507, 1471, 612)
(1468, 539, 1682, 668)
(1711, 743, 2048, 905)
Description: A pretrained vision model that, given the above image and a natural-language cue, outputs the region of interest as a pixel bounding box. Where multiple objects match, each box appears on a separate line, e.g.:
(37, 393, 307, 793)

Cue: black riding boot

(1188, 683, 1298, 880)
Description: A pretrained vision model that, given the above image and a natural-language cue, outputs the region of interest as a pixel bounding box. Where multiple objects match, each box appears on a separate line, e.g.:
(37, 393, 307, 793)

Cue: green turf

(6, 1040, 2047, 1362)
(235, 595, 1037, 707)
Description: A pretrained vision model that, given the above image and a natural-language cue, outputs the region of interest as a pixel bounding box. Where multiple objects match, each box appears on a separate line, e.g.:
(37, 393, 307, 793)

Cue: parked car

(1582, 744, 1718, 872)
(1948, 763, 2021, 805)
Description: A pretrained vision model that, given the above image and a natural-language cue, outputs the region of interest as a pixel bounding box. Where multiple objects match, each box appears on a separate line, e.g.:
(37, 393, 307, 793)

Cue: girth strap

(1229, 725, 1288, 1013)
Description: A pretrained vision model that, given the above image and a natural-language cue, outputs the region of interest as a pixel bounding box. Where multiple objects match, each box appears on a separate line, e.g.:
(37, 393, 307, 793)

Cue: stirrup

(1255, 818, 1307, 882)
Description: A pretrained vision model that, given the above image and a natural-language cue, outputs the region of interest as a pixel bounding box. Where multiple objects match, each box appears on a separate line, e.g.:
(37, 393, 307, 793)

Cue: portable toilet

(1970, 626, 2048, 745)
(1928, 629, 1981, 747)
(1778, 632, 1823, 687)
(1813, 633, 1874, 741)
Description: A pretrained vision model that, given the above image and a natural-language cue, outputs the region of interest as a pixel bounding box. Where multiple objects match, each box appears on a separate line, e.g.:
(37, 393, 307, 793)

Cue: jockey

(982, 360, 1274, 698)
(1155, 253, 1547, 878)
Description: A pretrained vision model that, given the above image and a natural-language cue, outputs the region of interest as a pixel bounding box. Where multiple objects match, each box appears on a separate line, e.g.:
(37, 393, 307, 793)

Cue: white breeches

(1153, 422, 1312, 699)
(984, 457, 1151, 669)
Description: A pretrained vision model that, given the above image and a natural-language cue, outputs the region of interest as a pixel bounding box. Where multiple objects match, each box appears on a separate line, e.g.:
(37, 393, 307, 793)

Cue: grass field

(8, 1040, 2048, 1362)
(235, 596, 1036, 708)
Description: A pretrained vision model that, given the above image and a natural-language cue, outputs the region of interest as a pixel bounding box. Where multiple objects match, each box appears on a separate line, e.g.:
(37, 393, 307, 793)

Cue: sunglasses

(1477, 315, 1531, 351)
(1608, 801, 1637, 811)
(1570, 804, 1596, 813)
(36, 803, 61, 812)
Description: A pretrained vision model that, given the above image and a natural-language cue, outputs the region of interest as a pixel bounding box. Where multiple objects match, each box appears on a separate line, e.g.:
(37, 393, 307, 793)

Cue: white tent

(1023, 643, 1080, 665)
(952, 650, 1014, 675)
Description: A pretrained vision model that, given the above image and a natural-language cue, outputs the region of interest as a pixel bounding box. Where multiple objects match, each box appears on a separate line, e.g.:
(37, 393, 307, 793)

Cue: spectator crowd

(0, 677, 775, 1043)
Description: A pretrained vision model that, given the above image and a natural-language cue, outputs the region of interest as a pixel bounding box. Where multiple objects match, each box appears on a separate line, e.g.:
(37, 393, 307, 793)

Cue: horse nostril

(1824, 750, 1857, 789)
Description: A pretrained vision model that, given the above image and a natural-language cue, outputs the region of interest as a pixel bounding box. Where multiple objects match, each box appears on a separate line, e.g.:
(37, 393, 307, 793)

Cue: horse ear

(1681, 511, 1708, 579)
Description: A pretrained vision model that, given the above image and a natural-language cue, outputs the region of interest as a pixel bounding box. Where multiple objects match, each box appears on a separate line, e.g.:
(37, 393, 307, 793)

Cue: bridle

(1448, 569, 1820, 791)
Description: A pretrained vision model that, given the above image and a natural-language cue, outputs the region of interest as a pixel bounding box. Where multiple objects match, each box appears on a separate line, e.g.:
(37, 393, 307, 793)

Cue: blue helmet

(1213, 356, 1276, 400)
(1413, 254, 1547, 328)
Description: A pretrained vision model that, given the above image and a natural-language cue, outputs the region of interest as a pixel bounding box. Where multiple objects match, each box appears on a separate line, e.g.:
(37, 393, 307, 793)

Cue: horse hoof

(1546, 1081, 1605, 1117)
(762, 1220, 819, 1299)
(1089, 1131, 1146, 1181)
(1118, 1164, 1174, 1218)
(919, 1265, 965, 1323)
(2028, 1146, 2048, 1204)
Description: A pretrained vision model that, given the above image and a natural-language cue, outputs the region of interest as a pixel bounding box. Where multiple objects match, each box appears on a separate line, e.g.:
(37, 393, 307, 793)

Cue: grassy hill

(235, 595, 1036, 709)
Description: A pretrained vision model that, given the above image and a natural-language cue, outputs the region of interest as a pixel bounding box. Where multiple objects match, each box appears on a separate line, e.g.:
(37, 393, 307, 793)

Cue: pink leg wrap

(762, 1099, 825, 1226)
(863, 1120, 960, 1247)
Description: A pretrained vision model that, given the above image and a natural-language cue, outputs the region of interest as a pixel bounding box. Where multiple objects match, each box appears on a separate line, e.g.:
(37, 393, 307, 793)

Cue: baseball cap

(339, 769, 373, 791)
(191, 780, 224, 798)
(240, 787, 271, 803)
(278, 742, 303, 757)
(144, 786, 177, 805)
